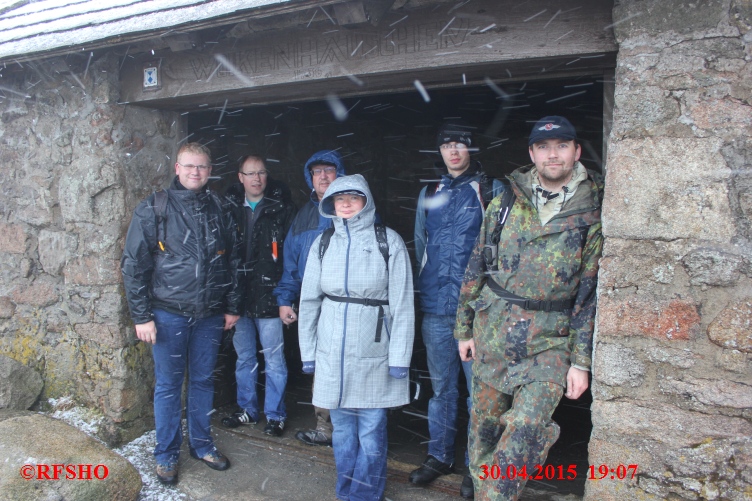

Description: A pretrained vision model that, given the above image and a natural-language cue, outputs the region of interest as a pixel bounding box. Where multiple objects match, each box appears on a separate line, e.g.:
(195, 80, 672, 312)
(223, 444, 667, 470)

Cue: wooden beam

(120, 0, 616, 110)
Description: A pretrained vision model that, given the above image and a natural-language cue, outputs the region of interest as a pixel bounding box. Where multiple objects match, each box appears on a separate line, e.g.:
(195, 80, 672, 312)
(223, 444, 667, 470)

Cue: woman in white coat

(298, 174, 414, 501)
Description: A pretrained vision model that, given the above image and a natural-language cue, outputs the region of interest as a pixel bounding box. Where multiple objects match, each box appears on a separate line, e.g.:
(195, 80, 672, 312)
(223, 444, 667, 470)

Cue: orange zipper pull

(271, 236, 278, 262)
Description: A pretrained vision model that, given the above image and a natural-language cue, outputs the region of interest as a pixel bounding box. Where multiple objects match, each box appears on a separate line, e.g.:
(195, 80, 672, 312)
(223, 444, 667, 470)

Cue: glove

(389, 366, 408, 379)
(302, 361, 315, 374)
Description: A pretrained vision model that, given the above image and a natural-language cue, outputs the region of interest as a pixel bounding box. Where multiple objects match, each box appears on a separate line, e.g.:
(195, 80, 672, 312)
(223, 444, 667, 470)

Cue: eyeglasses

(240, 171, 268, 178)
(178, 162, 211, 171)
(440, 143, 468, 151)
(311, 166, 337, 176)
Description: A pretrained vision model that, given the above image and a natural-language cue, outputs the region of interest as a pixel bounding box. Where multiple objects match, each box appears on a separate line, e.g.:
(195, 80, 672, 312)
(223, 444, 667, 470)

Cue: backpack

(319, 223, 390, 271)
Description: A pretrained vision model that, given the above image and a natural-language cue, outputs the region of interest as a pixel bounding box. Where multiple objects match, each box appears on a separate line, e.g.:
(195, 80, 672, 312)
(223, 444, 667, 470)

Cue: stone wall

(588, 1, 752, 500)
(0, 52, 178, 444)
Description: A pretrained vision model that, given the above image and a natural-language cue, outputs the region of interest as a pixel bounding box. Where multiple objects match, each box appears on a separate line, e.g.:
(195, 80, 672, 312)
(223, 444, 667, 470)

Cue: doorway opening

(189, 74, 605, 497)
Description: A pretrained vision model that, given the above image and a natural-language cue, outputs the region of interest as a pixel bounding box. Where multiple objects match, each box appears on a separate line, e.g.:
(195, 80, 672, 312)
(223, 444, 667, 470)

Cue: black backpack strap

(319, 224, 390, 271)
(483, 180, 516, 271)
(154, 189, 168, 251)
(374, 223, 389, 271)
(478, 174, 496, 209)
(318, 227, 335, 261)
(489, 180, 515, 245)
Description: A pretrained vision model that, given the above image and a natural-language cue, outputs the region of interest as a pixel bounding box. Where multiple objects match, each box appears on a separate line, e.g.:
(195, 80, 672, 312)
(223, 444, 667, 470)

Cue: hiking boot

(155, 461, 178, 485)
(460, 474, 475, 499)
(295, 429, 332, 446)
(409, 455, 455, 485)
(264, 419, 285, 437)
(221, 409, 258, 428)
(190, 447, 231, 471)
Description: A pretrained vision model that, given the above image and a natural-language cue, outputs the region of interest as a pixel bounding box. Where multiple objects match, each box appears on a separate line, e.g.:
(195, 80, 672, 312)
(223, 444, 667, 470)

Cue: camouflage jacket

(454, 165, 603, 394)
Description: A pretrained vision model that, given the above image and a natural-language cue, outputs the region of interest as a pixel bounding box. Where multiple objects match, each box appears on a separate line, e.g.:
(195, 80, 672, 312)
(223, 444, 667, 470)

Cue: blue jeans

(422, 313, 473, 466)
(151, 309, 224, 464)
(330, 408, 387, 501)
(233, 316, 287, 421)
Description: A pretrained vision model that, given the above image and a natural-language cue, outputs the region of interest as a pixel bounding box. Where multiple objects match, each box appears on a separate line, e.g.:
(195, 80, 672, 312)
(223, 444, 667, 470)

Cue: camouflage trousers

(468, 377, 563, 501)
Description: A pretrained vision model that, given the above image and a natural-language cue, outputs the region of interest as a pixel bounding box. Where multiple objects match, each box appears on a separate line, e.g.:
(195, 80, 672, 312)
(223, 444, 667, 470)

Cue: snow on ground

(115, 430, 189, 501)
(49, 396, 106, 439)
(47, 397, 189, 501)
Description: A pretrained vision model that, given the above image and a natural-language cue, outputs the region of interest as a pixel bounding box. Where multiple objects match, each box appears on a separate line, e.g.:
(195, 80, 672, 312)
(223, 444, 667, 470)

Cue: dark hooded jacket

(225, 178, 297, 318)
(121, 176, 243, 324)
(273, 150, 346, 307)
(414, 160, 504, 316)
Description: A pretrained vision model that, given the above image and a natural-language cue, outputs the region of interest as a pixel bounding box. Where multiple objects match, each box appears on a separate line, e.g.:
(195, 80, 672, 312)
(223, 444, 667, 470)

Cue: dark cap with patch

(436, 121, 474, 150)
(528, 116, 577, 146)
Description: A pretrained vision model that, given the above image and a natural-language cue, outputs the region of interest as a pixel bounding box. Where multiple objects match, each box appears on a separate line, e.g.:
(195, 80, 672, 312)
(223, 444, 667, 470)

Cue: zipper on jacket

(337, 220, 351, 408)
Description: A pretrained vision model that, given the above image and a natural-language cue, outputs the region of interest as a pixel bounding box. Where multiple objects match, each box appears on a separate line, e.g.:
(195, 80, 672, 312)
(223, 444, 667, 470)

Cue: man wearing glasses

(222, 155, 296, 437)
(121, 142, 242, 485)
(273, 150, 345, 447)
(411, 123, 503, 498)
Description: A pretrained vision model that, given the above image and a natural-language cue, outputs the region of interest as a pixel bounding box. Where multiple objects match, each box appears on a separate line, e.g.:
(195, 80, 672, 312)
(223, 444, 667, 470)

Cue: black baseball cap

(528, 116, 577, 146)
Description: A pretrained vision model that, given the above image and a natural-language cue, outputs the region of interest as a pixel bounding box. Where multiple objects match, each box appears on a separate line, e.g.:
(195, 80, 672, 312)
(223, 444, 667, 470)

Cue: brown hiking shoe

(190, 447, 231, 471)
(155, 461, 178, 485)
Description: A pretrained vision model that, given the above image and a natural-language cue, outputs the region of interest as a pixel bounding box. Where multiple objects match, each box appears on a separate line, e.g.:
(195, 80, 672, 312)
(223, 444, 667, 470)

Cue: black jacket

(121, 176, 243, 324)
(225, 178, 297, 318)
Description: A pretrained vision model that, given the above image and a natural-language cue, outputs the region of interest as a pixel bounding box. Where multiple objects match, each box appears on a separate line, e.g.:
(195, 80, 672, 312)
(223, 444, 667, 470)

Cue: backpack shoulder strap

(488, 179, 516, 245)
(318, 226, 335, 261)
(154, 190, 168, 250)
(318, 224, 390, 272)
(374, 223, 389, 271)
(479, 174, 496, 209)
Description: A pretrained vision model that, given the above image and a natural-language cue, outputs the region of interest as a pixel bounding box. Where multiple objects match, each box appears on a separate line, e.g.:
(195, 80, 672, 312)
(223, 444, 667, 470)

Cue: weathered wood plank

(120, 0, 616, 109)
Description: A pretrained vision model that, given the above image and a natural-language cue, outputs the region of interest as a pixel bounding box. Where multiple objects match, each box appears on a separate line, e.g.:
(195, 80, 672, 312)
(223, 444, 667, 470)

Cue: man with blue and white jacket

(273, 149, 345, 446)
(412, 123, 504, 499)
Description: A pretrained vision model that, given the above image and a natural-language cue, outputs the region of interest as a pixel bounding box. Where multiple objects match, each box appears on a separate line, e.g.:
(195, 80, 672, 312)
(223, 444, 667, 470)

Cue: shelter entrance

(184, 75, 605, 497)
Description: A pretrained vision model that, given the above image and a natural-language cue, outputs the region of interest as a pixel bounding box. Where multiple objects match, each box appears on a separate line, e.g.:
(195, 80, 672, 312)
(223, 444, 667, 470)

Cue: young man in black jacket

(121, 142, 242, 485)
(222, 154, 297, 437)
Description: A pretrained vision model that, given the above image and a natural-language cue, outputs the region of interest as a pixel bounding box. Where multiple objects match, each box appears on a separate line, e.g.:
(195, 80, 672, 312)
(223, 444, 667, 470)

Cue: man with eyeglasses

(411, 122, 504, 498)
(273, 150, 345, 447)
(221, 154, 296, 437)
(121, 142, 242, 485)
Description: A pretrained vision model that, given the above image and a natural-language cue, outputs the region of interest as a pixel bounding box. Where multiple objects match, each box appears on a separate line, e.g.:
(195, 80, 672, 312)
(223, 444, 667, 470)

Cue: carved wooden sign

(121, 0, 616, 108)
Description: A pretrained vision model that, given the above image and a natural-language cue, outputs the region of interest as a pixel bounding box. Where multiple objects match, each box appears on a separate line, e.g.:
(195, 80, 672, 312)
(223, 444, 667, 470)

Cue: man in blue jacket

(273, 149, 345, 446)
(411, 123, 503, 498)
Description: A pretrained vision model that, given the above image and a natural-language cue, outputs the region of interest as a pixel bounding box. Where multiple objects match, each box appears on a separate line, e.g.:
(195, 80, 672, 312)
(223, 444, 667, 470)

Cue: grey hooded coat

(299, 174, 415, 409)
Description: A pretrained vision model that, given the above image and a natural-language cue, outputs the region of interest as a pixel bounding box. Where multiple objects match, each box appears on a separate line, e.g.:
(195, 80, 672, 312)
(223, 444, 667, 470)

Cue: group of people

(121, 115, 604, 501)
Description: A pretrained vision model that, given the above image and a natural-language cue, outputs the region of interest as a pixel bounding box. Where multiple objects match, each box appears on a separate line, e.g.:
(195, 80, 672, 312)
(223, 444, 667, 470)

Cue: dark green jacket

(454, 165, 603, 394)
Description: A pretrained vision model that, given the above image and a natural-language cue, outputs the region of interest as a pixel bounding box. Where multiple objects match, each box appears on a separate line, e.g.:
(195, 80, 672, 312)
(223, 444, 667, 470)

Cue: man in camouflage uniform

(454, 116, 603, 500)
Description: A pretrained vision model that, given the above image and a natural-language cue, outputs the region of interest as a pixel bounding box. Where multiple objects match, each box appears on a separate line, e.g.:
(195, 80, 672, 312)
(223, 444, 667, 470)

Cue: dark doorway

(200, 75, 604, 497)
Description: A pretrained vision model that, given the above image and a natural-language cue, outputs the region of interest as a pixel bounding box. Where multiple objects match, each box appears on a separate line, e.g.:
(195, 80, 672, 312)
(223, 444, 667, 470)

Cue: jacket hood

(303, 150, 346, 190)
(319, 174, 375, 229)
(510, 162, 604, 213)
